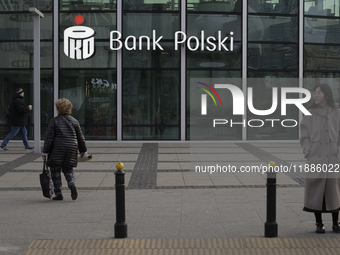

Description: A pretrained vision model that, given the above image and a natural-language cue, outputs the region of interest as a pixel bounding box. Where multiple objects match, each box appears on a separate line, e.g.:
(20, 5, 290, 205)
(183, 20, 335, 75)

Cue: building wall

(0, 0, 339, 141)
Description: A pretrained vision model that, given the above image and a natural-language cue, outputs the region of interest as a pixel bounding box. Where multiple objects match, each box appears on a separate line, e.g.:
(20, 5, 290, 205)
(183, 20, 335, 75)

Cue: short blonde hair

(55, 98, 72, 115)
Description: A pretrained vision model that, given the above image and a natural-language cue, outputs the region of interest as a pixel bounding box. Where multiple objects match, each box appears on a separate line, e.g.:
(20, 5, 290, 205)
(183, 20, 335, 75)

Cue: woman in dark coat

(42, 98, 87, 201)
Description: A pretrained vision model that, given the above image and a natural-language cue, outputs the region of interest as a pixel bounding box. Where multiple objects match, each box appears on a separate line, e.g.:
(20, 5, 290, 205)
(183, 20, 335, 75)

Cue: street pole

(29, 7, 44, 154)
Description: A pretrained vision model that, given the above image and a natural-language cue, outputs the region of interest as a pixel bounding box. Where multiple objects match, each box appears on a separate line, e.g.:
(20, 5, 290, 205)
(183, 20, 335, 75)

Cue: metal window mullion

(53, 0, 58, 116)
(117, 0, 122, 141)
(242, 0, 247, 141)
(299, 0, 304, 139)
(181, 0, 186, 141)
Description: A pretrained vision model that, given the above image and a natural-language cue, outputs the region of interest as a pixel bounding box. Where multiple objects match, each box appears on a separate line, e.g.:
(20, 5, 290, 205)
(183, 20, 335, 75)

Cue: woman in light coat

(300, 83, 340, 233)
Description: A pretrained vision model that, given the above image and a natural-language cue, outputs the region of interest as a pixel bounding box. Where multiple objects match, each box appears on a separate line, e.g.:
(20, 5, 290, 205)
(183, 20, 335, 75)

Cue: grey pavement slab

(0, 141, 335, 255)
(0, 188, 337, 255)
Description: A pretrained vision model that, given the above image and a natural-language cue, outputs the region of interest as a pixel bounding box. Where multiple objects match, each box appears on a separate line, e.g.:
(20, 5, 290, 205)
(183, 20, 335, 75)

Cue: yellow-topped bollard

(114, 162, 127, 238)
(116, 162, 124, 171)
(268, 161, 275, 168)
(265, 161, 278, 238)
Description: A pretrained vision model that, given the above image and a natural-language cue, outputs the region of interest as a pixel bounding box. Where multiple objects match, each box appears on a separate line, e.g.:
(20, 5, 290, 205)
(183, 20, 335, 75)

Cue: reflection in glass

(60, 13, 116, 40)
(305, 72, 340, 78)
(61, 0, 116, 11)
(123, 13, 179, 39)
(187, 14, 241, 41)
(248, 43, 298, 70)
(305, 18, 340, 44)
(247, 78, 299, 140)
(60, 70, 117, 140)
(187, 43, 241, 69)
(60, 42, 116, 68)
(122, 70, 180, 140)
(304, 45, 340, 70)
(187, 0, 241, 12)
(305, 0, 340, 17)
(123, 43, 179, 68)
(0, 42, 52, 68)
(248, 16, 298, 42)
(0, 13, 52, 40)
(248, 71, 298, 78)
(0, 0, 53, 11)
(248, 0, 298, 14)
(124, 0, 178, 10)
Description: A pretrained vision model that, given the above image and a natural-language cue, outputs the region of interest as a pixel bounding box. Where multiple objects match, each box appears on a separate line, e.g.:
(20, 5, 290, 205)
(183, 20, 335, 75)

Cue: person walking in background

(42, 98, 87, 201)
(300, 83, 340, 233)
(1, 88, 33, 151)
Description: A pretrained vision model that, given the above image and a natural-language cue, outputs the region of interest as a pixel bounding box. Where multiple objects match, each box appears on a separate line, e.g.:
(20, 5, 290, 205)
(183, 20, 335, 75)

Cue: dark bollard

(265, 161, 278, 238)
(114, 162, 127, 238)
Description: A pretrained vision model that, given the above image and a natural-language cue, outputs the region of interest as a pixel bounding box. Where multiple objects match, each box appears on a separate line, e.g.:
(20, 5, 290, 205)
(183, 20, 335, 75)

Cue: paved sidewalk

(0, 141, 338, 255)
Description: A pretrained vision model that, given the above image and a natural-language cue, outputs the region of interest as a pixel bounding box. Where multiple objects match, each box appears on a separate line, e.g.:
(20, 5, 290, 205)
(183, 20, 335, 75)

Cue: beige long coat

(300, 105, 340, 212)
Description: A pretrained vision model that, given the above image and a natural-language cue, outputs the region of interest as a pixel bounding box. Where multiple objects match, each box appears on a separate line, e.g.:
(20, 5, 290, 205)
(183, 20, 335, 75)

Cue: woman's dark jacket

(9, 94, 29, 126)
(43, 115, 87, 167)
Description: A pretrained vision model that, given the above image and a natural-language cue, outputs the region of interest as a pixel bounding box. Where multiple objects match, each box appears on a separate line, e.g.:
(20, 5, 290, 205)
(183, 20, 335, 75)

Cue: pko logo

(64, 15, 95, 60)
(200, 84, 312, 116)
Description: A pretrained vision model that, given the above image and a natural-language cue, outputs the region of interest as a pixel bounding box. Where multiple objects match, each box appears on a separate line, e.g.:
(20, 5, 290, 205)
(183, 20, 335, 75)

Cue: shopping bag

(39, 160, 54, 199)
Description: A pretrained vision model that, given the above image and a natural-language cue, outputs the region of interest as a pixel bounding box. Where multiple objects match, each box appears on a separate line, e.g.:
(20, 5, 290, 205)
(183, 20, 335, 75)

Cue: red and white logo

(64, 15, 95, 60)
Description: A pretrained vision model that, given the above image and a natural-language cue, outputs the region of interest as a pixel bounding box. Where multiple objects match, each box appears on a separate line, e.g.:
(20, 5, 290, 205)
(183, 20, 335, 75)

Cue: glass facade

(0, 0, 340, 141)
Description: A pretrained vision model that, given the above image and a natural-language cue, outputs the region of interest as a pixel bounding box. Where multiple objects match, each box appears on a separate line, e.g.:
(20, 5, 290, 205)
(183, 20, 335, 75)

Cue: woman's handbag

(39, 160, 54, 199)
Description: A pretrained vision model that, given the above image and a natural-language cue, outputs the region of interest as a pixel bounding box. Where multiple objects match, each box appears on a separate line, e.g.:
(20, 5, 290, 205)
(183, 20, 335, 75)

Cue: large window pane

(248, 43, 298, 70)
(187, 14, 241, 41)
(305, 18, 340, 44)
(0, 0, 52, 11)
(248, 16, 298, 42)
(124, 0, 178, 11)
(187, 70, 241, 79)
(60, 70, 117, 140)
(0, 70, 53, 139)
(122, 70, 179, 139)
(304, 45, 340, 70)
(187, 43, 241, 69)
(61, 0, 116, 11)
(123, 42, 179, 68)
(60, 42, 116, 68)
(305, 0, 340, 17)
(60, 13, 116, 40)
(124, 127, 179, 140)
(249, 0, 298, 14)
(123, 13, 179, 39)
(247, 78, 299, 140)
(0, 42, 52, 68)
(187, 0, 241, 12)
(0, 13, 52, 40)
(188, 78, 243, 140)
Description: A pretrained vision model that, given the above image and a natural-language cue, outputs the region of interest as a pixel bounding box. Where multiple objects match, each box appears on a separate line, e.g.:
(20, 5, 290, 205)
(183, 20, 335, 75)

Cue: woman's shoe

(52, 195, 63, 200)
(333, 221, 340, 232)
(316, 222, 325, 233)
(71, 185, 78, 200)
